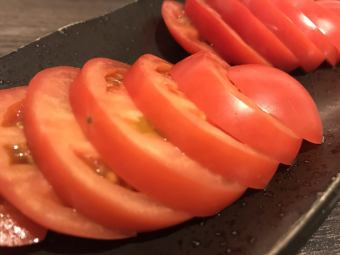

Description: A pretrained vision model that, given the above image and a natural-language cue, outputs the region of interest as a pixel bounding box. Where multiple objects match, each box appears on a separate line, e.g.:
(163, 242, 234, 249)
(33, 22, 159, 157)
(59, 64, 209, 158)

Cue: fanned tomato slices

(123, 54, 278, 189)
(184, 0, 269, 66)
(171, 52, 302, 164)
(291, 0, 340, 56)
(227, 64, 323, 144)
(0, 87, 128, 240)
(272, 0, 339, 66)
(23, 66, 189, 231)
(240, 0, 324, 72)
(206, 0, 299, 71)
(70, 58, 245, 216)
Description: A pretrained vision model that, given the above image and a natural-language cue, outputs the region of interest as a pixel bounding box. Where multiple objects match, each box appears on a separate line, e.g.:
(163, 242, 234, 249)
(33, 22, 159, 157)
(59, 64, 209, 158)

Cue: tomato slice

(0, 198, 46, 247)
(70, 58, 245, 216)
(272, 0, 339, 66)
(227, 64, 323, 144)
(171, 52, 302, 164)
(123, 54, 278, 189)
(290, 0, 340, 56)
(317, 0, 340, 15)
(206, 0, 298, 71)
(161, 1, 220, 57)
(184, 0, 269, 66)
(240, 0, 325, 72)
(0, 88, 132, 240)
(0, 87, 46, 247)
(24, 66, 190, 231)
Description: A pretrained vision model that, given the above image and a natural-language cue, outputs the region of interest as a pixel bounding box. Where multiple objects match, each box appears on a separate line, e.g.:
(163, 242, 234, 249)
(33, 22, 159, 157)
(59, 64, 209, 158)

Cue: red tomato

(0, 198, 46, 247)
(317, 0, 340, 15)
(24, 66, 190, 231)
(240, 0, 325, 72)
(70, 58, 245, 216)
(123, 54, 278, 189)
(184, 0, 269, 66)
(161, 1, 220, 57)
(227, 64, 323, 144)
(171, 52, 302, 164)
(0, 88, 132, 240)
(272, 0, 339, 66)
(206, 0, 299, 71)
(290, 0, 340, 56)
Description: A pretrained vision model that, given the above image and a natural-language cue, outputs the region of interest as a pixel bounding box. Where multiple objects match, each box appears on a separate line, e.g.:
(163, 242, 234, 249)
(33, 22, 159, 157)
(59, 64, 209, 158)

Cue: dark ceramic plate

(0, 0, 339, 254)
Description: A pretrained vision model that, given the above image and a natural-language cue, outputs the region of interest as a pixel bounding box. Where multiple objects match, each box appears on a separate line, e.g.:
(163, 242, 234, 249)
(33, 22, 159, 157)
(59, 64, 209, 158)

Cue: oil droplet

(279, 212, 285, 218)
(215, 231, 222, 237)
(303, 159, 310, 164)
(247, 236, 256, 244)
(191, 240, 201, 247)
(0, 80, 4, 85)
(199, 220, 206, 227)
(106, 72, 124, 91)
(241, 201, 247, 207)
(277, 202, 282, 208)
(4, 144, 33, 165)
(219, 241, 227, 247)
(226, 248, 232, 254)
(263, 190, 274, 197)
(231, 230, 238, 236)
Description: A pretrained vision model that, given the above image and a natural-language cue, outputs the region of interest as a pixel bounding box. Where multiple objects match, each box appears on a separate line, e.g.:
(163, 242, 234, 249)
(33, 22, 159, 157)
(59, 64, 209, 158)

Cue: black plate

(0, 0, 339, 254)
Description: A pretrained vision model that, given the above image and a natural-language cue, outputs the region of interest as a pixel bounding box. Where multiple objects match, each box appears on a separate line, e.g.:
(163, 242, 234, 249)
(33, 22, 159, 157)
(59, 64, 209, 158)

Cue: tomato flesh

(272, 0, 339, 66)
(240, 0, 325, 72)
(184, 0, 269, 66)
(206, 0, 298, 71)
(171, 52, 302, 164)
(70, 58, 245, 216)
(227, 64, 323, 144)
(24, 66, 189, 231)
(290, 0, 340, 56)
(124, 54, 278, 189)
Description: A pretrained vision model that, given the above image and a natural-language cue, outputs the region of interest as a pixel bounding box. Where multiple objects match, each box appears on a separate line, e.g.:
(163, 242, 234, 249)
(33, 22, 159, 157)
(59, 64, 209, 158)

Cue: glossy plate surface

(0, 0, 339, 254)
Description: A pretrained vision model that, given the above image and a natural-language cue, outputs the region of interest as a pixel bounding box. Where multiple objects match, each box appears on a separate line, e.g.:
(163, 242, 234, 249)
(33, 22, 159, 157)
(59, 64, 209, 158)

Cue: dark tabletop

(0, 0, 338, 254)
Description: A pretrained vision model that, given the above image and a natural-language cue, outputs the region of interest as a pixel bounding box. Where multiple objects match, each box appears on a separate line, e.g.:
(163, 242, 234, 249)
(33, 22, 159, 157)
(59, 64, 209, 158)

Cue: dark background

(0, 0, 338, 254)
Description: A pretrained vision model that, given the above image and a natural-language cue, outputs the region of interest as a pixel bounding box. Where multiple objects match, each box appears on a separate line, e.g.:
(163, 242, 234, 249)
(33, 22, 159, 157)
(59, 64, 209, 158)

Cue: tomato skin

(124, 54, 278, 189)
(171, 52, 302, 165)
(184, 0, 269, 66)
(240, 0, 325, 72)
(24, 66, 190, 232)
(227, 64, 323, 144)
(70, 57, 245, 216)
(161, 1, 219, 56)
(206, 0, 298, 72)
(272, 0, 339, 66)
(0, 199, 46, 247)
(290, 0, 340, 56)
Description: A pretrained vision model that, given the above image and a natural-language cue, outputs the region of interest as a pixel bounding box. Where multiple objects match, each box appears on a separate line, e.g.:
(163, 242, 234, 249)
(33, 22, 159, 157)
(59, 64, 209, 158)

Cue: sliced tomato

(290, 0, 340, 56)
(24, 66, 190, 231)
(70, 58, 245, 216)
(227, 64, 323, 144)
(161, 1, 220, 57)
(123, 54, 278, 189)
(317, 0, 340, 15)
(206, 0, 298, 71)
(0, 88, 132, 240)
(0, 198, 46, 247)
(171, 52, 302, 164)
(240, 0, 325, 72)
(272, 0, 339, 66)
(184, 0, 269, 66)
